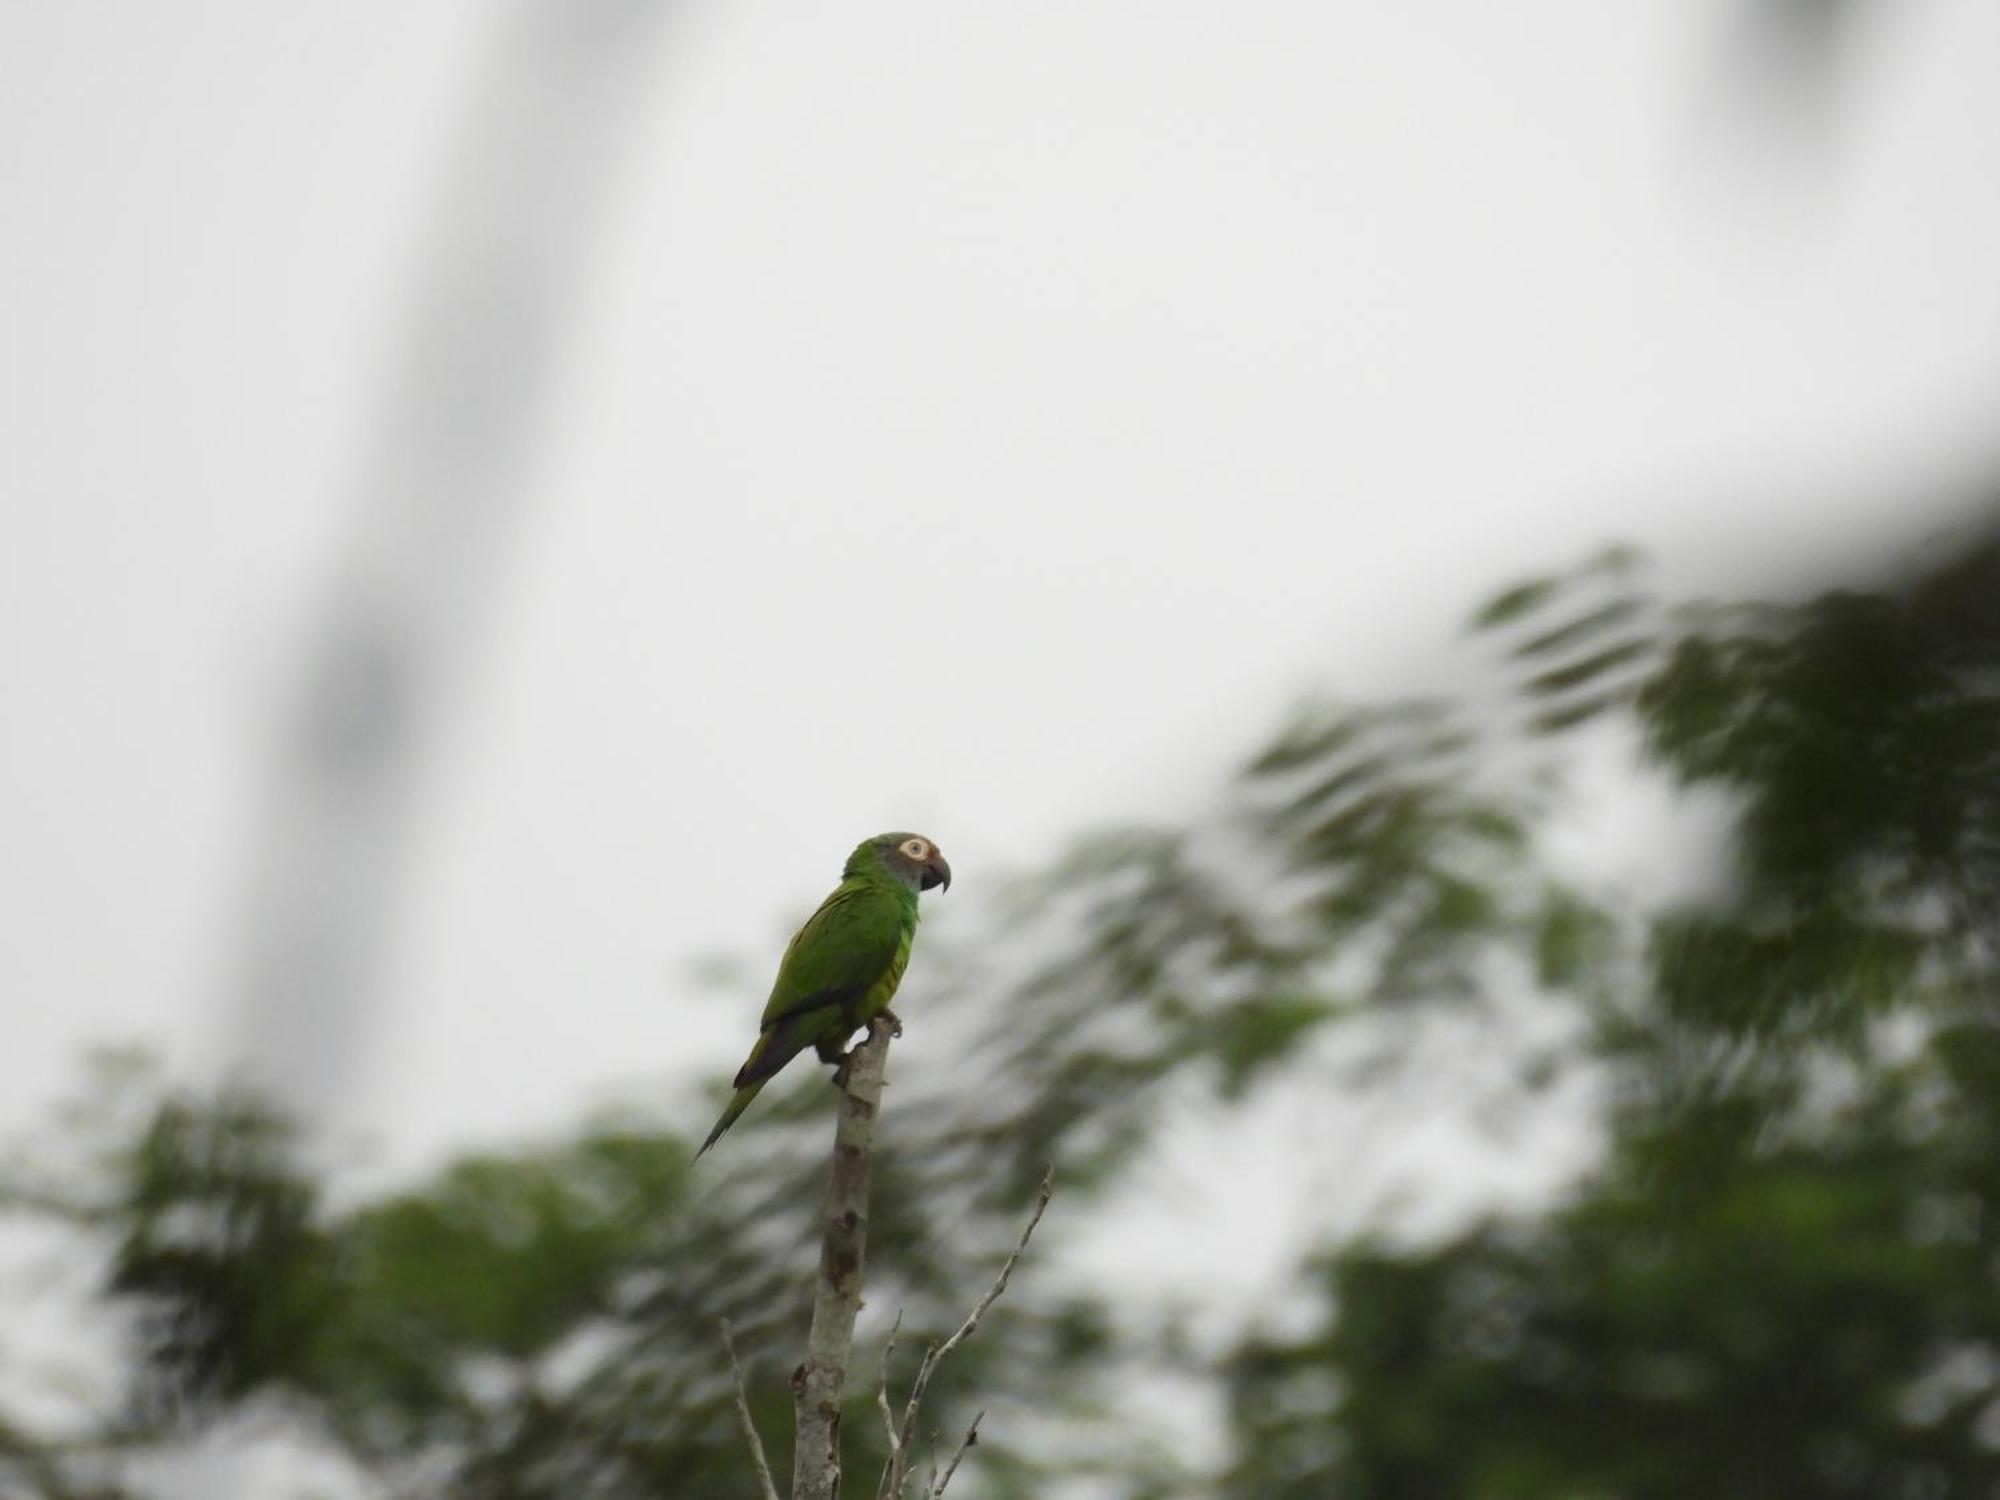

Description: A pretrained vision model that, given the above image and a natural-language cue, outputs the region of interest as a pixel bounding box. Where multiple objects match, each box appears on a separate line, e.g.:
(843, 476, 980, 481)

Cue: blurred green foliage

(1222, 535, 2000, 1499)
(8, 529, 2000, 1498)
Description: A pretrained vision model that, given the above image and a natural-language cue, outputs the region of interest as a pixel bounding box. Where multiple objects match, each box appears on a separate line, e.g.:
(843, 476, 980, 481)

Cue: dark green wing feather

(758, 881, 909, 1027)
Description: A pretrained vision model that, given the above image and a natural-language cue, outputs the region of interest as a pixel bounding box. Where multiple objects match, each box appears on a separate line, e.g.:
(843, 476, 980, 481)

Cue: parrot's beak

(921, 854, 952, 892)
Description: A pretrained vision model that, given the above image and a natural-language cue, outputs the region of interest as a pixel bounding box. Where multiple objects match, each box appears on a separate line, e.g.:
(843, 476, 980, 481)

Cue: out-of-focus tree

(1220, 534, 2000, 1499)
(9, 526, 2000, 1498)
(228, 0, 674, 1127)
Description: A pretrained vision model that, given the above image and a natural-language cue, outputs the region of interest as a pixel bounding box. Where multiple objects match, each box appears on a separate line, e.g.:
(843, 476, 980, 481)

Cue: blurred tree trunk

(226, 0, 674, 1127)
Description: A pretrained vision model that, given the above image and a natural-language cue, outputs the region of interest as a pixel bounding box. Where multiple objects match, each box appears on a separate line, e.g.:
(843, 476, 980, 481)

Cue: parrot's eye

(900, 838, 929, 860)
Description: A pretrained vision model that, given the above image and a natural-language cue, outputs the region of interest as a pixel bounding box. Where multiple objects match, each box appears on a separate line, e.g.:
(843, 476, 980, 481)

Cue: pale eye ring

(900, 838, 929, 860)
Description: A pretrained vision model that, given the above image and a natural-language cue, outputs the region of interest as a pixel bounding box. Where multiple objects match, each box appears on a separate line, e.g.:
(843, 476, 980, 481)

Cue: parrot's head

(855, 832, 952, 893)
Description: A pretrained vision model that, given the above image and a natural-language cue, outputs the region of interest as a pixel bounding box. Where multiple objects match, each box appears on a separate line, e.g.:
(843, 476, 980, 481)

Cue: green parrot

(696, 832, 952, 1157)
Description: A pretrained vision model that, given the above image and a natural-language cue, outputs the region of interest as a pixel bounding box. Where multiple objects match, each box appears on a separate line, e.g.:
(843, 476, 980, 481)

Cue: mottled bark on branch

(791, 1018, 893, 1500)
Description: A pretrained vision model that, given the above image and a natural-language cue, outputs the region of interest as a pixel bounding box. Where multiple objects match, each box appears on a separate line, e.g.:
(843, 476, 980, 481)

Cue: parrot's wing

(756, 882, 906, 1029)
(700, 881, 912, 1153)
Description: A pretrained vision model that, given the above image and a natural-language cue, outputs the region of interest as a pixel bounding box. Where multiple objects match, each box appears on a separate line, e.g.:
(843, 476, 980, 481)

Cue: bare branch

(876, 1311, 904, 1482)
(791, 1018, 896, 1500)
(896, 1171, 1053, 1451)
(929, 1411, 984, 1499)
(880, 1168, 1055, 1497)
(720, 1318, 781, 1500)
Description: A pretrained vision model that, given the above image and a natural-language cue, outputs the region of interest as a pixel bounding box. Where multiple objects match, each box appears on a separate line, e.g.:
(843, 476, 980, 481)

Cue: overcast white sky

(6, 1, 2000, 1183)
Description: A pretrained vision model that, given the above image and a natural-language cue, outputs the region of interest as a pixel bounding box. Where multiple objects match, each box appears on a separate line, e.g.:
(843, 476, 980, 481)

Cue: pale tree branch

(928, 1412, 984, 1500)
(877, 1169, 1056, 1499)
(790, 1017, 896, 1500)
(719, 1318, 781, 1500)
(876, 1311, 904, 1455)
(736, 1015, 1052, 1500)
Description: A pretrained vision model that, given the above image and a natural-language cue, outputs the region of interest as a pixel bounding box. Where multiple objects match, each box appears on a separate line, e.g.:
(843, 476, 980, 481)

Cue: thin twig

(899, 1171, 1052, 1439)
(876, 1310, 904, 1458)
(879, 1168, 1055, 1497)
(720, 1318, 782, 1500)
(929, 1411, 984, 1499)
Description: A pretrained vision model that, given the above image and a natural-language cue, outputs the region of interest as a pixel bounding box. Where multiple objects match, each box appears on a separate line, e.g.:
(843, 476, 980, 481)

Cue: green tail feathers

(695, 1079, 766, 1159)
(695, 1022, 791, 1159)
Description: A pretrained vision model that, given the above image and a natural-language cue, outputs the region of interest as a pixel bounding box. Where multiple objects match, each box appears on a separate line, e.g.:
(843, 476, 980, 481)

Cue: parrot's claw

(879, 1010, 904, 1038)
